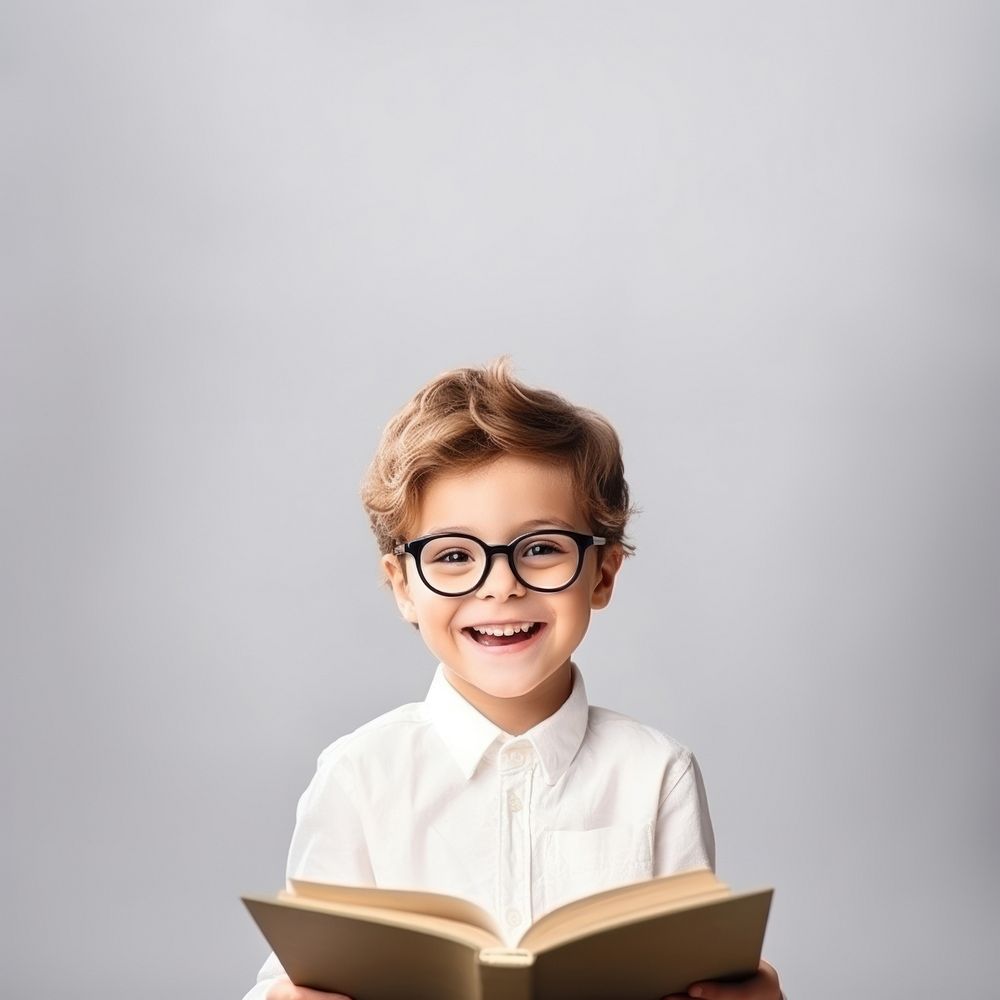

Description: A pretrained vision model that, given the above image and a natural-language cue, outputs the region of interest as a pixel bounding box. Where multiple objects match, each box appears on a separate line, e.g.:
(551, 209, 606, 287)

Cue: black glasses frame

(393, 529, 607, 597)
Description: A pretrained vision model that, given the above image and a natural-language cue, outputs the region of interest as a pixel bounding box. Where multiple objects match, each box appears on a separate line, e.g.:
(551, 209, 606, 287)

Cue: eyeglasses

(393, 530, 607, 597)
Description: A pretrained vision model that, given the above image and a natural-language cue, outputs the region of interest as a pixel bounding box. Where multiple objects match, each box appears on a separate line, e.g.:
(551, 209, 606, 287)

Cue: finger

(268, 982, 353, 1000)
(758, 959, 780, 986)
(688, 966, 778, 999)
(687, 980, 750, 999)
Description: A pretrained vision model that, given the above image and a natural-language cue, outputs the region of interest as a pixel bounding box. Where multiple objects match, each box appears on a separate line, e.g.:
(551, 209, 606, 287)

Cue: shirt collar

(424, 663, 590, 786)
(525, 664, 590, 785)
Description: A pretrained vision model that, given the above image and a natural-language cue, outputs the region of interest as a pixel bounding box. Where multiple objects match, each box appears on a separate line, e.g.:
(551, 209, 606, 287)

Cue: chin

(457, 662, 563, 701)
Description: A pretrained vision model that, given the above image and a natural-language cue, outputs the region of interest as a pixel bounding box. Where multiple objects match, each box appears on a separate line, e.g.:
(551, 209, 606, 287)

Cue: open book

(242, 867, 772, 1000)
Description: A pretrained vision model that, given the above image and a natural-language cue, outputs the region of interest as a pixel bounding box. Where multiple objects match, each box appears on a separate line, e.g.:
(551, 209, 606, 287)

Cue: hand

(662, 959, 782, 999)
(266, 975, 353, 1000)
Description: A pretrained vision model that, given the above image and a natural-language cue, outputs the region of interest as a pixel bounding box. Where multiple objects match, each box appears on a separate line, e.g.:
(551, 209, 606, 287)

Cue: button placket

(497, 743, 534, 941)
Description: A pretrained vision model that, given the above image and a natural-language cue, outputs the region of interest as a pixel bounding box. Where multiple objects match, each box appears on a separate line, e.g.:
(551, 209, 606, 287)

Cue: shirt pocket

(540, 821, 654, 913)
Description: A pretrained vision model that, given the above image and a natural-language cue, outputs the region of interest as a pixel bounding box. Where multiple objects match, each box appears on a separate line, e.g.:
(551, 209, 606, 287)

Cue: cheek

(416, 601, 460, 637)
(560, 601, 593, 637)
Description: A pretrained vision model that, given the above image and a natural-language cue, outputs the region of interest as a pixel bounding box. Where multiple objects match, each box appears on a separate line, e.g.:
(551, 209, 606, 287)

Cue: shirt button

(506, 908, 522, 928)
(508, 792, 522, 812)
(507, 749, 525, 766)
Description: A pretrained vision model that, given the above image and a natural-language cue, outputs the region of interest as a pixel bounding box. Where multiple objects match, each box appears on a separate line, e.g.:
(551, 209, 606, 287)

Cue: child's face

(382, 454, 623, 713)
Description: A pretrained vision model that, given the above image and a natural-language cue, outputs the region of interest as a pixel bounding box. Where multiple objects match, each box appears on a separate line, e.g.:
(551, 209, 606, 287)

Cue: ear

(590, 544, 624, 610)
(381, 553, 419, 625)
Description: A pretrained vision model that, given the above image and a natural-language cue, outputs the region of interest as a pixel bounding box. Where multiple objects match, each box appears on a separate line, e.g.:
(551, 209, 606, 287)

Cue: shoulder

(584, 704, 699, 794)
(292, 700, 434, 818)
(586, 704, 693, 761)
(315, 699, 433, 774)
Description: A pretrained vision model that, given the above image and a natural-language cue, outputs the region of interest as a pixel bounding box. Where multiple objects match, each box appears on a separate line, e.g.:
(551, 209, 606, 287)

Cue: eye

(524, 542, 558, 557)
(520, 537, 570, 560)
(435, 549, 473, 564)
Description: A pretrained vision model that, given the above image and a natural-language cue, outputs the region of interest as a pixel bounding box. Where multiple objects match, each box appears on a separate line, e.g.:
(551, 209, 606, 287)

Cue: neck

(443, 661, 575, 735)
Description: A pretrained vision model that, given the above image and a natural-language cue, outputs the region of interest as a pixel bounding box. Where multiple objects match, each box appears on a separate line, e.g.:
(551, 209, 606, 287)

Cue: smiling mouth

(462, 622, 545, 647)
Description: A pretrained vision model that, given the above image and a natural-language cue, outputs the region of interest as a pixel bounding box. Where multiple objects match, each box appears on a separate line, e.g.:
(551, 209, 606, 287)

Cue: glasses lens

(419, 536, 488, 594)
(513, 532, 581, 591)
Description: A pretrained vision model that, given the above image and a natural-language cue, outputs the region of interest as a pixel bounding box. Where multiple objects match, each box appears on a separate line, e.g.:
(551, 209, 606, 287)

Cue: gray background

(2, 2, 998, 998)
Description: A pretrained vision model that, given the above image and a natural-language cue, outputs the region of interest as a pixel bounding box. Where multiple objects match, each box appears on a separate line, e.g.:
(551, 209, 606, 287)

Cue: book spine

(478, 952, 534, 1000)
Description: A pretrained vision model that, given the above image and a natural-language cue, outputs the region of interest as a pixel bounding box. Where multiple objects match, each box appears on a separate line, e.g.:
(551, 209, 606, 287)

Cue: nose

(475, 551, 526, 600)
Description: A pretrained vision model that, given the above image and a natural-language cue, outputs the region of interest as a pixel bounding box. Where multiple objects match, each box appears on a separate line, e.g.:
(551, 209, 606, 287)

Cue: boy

(245, 360, 783, 1000)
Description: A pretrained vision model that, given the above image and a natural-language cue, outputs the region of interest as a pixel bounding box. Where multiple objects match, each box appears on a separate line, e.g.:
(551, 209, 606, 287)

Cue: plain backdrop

(2, 3, 998, 998)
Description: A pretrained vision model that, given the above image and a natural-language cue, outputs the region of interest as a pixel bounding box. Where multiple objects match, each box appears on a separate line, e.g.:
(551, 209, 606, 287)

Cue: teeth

(471, 622, 536, 637)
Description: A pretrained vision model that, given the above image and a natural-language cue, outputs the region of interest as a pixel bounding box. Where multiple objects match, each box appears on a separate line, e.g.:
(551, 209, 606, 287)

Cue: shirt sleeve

(653, 756, 785, 997)
(240, 744, 376, 1000)
(653, 751, 716, 875)
(285, 744, 377, 885)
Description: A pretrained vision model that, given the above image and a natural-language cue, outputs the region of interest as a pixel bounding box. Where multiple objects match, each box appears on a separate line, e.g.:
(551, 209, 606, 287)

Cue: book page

(287, 879, 503, 940)
(519, 867, 725, 952)
(268, 892, 502, 951)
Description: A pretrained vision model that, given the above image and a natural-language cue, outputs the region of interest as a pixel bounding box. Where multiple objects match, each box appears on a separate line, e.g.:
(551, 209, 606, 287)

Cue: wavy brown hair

(360, 358, 637, 564)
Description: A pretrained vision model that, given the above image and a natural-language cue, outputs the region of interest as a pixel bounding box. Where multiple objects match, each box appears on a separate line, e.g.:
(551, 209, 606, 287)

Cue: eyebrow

(423, 517, 581, 535)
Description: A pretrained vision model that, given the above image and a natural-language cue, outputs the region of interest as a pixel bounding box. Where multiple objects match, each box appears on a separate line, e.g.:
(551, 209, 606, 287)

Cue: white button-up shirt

(244, 663, 715, 999)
